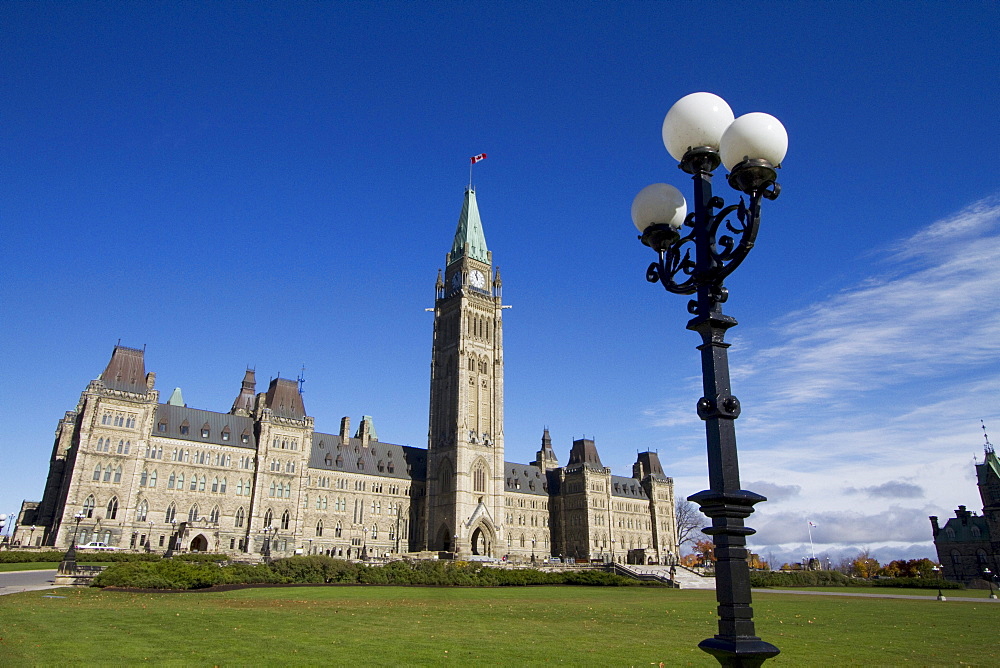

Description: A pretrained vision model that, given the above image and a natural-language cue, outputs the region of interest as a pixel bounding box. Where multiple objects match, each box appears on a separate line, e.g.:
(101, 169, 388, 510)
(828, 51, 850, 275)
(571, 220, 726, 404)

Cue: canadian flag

(470, 153, 487, 164)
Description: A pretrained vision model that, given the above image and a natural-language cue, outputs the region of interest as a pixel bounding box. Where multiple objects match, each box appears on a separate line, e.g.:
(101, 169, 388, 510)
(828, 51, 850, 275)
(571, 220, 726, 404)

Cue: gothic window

(113, 466, 122, 483)
(971, 526, 981, 538)
(235, 506, 245, 528)
(168, 472, 176, 489)
(149, 470, 157, 488)
(264, 508, 273, 528)
(473, 463, 487, 493)
(189, 476, 197, 491)
(371, 524, 378, 540)
(212, 477, 219, 493)
(210, 506, 220, 524)
(177, 473, 185, 490)
(220, 478, 226, 494)
(107, 497, 119, 520)
(165, 503, 176, 523)
(188, 505, 199, 522)
(316, 520, 323, 537)
(946, 527, 956, 539)
(93, 464, 101, 481)
(117, 440, 124, 454)
(136, 499, 148, 522)
(102, 413, 111, 425)
(83, 495, 95, 518)
(140, 470, 148, 486)
(269, 482, 276, 497)
(103, 464, 113, 482)
(335, 522, 342, 538)
(281, 510, 290, 530)
(284, 483, 291, 498)
(978, 549, 989, 565)
(237, 479, 243, 495)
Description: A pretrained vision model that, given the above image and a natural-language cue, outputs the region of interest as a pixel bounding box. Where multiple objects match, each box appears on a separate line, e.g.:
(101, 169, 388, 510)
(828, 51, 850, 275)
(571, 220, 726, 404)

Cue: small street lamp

(631, 92, 786, 666)
(984, 568, 997, 599)
(146, 521, 154, 553)
(59, 513, 86, 575)
(164, 519, 178, 558)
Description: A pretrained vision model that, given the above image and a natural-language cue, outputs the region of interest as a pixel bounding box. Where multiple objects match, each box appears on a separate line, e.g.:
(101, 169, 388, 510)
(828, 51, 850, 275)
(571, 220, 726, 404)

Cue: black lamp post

(59, 513, 86, 575)
(984, 567, 997, 599)
(632, 92, 787, 668)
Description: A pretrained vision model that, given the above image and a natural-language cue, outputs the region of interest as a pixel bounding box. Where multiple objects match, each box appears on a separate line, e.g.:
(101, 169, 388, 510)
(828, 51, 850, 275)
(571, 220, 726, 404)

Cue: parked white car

(77, 541, 117, 550)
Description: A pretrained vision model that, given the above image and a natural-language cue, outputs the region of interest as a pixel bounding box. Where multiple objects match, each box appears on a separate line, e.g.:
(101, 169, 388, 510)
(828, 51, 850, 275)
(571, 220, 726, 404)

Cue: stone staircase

(611, 563, 716, 589)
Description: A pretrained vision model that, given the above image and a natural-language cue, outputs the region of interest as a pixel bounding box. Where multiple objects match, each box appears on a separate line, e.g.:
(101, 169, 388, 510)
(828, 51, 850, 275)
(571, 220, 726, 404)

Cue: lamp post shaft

(684, 167, 778, 667)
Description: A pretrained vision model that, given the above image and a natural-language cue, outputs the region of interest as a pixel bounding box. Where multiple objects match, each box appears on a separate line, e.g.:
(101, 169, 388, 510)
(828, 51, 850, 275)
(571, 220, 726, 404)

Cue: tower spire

(447, 188, 489, 265)
(984, 420, 995, 455)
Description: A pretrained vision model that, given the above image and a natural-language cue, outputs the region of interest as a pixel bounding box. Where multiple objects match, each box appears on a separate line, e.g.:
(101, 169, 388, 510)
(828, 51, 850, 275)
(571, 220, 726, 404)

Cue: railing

(608, 562, 678, 587)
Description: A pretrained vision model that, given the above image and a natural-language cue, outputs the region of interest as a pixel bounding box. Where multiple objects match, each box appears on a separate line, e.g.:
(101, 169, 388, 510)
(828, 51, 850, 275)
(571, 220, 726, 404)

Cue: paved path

(0, 569, 60, 596)
(753, 588, 1000, 602)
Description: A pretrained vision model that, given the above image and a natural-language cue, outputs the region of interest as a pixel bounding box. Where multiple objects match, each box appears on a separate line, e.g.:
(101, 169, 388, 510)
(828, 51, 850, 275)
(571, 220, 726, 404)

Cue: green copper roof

(449, 188, 489, 264)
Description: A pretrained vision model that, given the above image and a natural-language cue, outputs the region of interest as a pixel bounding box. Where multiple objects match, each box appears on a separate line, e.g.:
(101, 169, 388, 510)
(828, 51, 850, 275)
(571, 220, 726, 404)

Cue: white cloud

(648, 197, 1000, 562)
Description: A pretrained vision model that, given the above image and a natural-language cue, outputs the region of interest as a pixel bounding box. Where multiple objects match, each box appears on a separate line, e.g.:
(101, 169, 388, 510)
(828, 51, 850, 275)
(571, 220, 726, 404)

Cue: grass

(766, 585, 996, 599)
(0, 562, 103, 572)
(0, 585, 997, 666)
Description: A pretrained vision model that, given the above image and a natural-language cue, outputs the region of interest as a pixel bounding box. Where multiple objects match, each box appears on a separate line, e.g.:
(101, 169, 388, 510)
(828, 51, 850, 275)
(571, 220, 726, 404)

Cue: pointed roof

(167, 387, 185, 406)
(230, 368, 256, 414)
(100, 345, 148, 394)
(264, 377, 306, 419)
(448, 188, 489, 265)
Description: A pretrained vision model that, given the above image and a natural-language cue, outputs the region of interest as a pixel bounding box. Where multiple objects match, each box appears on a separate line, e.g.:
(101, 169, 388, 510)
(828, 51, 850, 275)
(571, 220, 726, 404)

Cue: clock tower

(425, 187, 505, 557)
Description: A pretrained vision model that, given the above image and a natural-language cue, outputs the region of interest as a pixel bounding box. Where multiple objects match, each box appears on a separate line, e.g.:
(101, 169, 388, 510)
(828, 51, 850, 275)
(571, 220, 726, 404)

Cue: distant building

(929, 437, 1000, 584)
(13, 188, 679, 564)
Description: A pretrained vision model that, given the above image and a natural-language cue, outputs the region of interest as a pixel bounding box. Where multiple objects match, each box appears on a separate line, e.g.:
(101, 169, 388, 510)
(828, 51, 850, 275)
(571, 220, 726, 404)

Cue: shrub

(870, 577, 963, 590)
(94, 560, 230, 589)
(750, 570, 855, 588)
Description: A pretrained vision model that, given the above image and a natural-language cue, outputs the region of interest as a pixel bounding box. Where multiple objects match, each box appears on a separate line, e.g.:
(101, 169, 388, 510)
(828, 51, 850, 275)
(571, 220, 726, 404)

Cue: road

(0, 569, 59, 596)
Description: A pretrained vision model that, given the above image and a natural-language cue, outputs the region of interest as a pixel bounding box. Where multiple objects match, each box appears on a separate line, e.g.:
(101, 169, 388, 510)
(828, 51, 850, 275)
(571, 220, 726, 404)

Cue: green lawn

(0, 585, 996, 666)
(0, 562, 103, 572)
(766, 585, 996, 599)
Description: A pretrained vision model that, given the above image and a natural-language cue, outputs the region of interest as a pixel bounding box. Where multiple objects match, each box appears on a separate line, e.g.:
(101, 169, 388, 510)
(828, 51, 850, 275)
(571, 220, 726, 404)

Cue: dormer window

(241, 430, 250, 444)
(179, 421, 190, 435)
(221, 427, 231, 441)
(201, 424, 210, 439)
(157, 421, 167, 433)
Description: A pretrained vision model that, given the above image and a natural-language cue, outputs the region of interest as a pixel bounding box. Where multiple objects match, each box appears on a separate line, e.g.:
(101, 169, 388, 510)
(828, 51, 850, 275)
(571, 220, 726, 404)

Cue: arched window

(263, 508, 274, 528)
(212, 477, 219, 493)
(951, 550, 962, 566)
(177, 473, 184, 490)
(237, 479, 243, 495)
(371, 524, 378, 540)
(335, 522, 342, 538)
(520, 534, 525, 548)
(103, 464, 113, 482)
(188, 505, 199, 523)
(269, 482, 276, 497)
(281, 510, 290, 530)
(473, 462, 487, 493)
(977, 549, 989, 565)
(235, 506, 245, 527)
(107, 497, 119, 520)
(149, 470, 157, 488)
(220, 477, 227, 494)
(83, 495, 95, 518)
(117, 440, 125, 454)
(113, 466, 122, 483)
(316, 520, 323, 537)
(140, 470, 148, 486)
(93, 464, 102, 481)
(209, 506, 220, 524)
(165, 503, 176, 523)
(136, 500, 148, 522)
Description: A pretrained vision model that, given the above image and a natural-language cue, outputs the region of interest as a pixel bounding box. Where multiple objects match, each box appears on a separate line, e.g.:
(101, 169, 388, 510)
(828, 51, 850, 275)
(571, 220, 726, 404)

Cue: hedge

(92, 556, 661, 590)
(750, 570, 964, 589)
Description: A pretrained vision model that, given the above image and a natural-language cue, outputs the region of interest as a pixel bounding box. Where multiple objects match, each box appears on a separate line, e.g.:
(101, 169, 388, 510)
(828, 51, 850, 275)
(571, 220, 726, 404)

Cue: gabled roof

(100, 345, 148, 394)
(152, 404, 256, 450)
(447, 188, 489, 265)
(504, 462, 549, 496)
(309, 432, 426, 481)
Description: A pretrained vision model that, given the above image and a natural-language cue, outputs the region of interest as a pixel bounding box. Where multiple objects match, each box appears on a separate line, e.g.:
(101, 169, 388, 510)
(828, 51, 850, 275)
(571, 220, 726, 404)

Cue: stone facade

(929, 440, 1000, 584)
(14, 188, 679, 564)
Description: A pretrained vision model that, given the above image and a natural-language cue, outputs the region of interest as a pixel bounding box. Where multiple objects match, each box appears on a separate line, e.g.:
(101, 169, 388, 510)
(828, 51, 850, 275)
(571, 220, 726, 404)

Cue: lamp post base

(699, 636, 780, 668)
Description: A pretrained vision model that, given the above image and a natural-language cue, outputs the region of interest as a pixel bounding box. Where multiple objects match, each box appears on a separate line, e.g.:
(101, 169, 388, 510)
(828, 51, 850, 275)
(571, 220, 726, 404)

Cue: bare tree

(675, 498, 705, 547)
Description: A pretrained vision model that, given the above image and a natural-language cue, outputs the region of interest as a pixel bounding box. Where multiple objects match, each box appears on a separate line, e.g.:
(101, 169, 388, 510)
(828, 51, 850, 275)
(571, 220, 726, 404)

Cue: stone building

(929, 434, 1000, 584)
(14, 188, 679, 564)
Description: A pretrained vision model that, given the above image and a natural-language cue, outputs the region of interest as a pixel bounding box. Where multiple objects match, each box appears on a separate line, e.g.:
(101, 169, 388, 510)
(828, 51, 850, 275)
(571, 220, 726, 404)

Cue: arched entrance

(436, 525, 452, 552)
(470, 523, 494, 557)
(190, 534, 208, 552)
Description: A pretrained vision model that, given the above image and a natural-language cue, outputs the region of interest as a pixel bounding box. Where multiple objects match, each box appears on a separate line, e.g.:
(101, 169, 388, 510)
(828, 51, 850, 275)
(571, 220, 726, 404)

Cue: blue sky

(2, 2, 999, 565)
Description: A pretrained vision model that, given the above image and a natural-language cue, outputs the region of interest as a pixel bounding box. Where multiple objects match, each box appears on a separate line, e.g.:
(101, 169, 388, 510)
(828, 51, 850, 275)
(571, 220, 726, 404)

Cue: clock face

(470, 270, 486, 289)
(451, 273, 462, 289)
